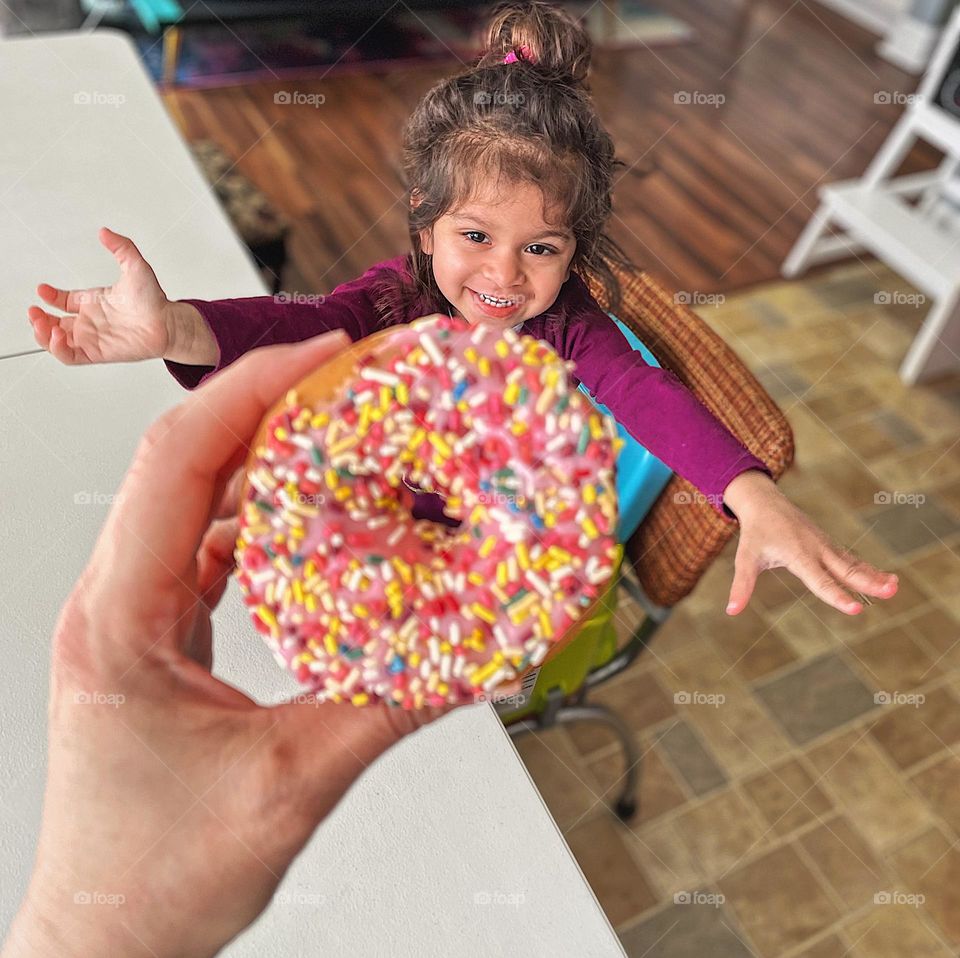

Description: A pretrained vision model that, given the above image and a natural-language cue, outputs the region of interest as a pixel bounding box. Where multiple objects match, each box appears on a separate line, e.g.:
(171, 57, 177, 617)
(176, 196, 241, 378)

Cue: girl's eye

(461, 232, 556, 256)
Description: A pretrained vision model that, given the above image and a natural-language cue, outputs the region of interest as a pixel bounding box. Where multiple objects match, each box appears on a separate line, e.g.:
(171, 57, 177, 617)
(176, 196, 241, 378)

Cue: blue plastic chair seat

(577, 314, 674, 542)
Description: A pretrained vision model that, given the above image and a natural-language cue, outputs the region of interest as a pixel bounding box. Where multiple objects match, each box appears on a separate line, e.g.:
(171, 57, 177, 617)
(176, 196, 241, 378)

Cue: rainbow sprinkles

(235, 314, 622, 708)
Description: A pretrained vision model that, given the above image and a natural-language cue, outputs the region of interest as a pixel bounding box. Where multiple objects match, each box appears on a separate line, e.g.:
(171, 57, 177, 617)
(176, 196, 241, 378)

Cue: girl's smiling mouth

(468, 287, 523, 319)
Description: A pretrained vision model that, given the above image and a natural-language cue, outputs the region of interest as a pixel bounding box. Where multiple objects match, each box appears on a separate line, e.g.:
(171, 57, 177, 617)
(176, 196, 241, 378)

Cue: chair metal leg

(584, 581, 667, 690)
(504, 575, 674, 822)
(507, 701, 641, 822)
(555, 704, 640, 822)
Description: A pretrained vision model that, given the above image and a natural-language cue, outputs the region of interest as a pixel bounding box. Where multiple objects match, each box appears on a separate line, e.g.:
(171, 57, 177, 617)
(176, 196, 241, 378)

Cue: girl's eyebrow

(451, 213, 572, 242)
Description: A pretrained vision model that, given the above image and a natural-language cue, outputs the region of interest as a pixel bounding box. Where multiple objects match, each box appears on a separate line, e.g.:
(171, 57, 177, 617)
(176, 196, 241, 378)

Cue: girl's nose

(484, 254, 524, 290)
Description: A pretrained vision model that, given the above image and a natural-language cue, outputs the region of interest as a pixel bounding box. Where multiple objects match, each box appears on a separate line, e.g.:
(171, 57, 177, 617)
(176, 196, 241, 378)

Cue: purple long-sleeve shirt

(165, 255, 770, 524)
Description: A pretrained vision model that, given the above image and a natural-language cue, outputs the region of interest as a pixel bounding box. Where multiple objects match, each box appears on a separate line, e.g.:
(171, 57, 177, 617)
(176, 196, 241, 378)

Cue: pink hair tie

(503, 45, 534, 64)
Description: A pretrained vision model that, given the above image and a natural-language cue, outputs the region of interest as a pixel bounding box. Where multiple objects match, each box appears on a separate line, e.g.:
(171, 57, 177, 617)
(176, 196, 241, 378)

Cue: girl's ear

(410, 189, 437, 255)
(418, 226, 434, 255)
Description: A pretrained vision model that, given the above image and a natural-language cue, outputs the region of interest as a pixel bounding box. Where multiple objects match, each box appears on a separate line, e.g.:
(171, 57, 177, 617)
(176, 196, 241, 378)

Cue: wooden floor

(161, 0, 941, 296)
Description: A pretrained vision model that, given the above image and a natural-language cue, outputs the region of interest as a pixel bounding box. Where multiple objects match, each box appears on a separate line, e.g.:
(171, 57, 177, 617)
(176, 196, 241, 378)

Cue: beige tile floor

(511, 258, 960, 957)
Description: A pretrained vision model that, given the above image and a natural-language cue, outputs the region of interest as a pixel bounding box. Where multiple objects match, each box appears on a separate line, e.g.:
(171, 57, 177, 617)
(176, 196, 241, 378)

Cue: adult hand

(2, 330, 446, 958)
(722, 470, 899, 616)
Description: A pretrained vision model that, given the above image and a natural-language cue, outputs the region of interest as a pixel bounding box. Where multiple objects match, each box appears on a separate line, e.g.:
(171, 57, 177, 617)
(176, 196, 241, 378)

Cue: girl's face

(418, 180, 576, 329)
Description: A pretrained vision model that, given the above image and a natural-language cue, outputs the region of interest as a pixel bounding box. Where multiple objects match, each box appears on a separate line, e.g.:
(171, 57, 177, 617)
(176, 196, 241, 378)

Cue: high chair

(495, 263, 795, 821)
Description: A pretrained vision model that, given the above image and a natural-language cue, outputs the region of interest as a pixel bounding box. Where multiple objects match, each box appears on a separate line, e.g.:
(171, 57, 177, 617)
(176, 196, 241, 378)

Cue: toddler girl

(29, 1, 898, 616)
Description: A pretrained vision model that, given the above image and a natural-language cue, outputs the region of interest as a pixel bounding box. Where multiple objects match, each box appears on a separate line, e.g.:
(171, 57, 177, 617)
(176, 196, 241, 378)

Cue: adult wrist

(4, 882, 219, 958)
(4, 889, 137, 958)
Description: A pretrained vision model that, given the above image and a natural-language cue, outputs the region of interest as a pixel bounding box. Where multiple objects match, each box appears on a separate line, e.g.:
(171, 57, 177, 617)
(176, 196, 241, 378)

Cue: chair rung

(823, 183, 959, 298)
(619, 574, 671, 623)
(585, 613, 663, 688)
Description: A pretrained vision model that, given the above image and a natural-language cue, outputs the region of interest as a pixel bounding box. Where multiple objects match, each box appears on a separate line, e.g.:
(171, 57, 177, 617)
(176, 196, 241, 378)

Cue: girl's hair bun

(479, 1, 592, 85)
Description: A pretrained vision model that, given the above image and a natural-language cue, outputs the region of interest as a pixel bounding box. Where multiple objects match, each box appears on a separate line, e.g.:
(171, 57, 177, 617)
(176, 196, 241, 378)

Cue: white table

(0, 30, 625, 957)
(0, 28, 267, 358)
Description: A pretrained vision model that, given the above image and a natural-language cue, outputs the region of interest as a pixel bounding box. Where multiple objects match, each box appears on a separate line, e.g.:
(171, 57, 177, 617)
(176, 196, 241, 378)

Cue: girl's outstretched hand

(722, 470, 899, 616)
(28, 227, 172, 365)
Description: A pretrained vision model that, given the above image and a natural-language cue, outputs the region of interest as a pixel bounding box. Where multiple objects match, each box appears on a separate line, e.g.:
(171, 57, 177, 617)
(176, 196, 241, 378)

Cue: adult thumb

(277, 698, 455, 818)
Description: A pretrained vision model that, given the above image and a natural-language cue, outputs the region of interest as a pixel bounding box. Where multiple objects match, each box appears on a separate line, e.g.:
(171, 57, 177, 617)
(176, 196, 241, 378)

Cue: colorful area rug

(129, 2, 693, 88)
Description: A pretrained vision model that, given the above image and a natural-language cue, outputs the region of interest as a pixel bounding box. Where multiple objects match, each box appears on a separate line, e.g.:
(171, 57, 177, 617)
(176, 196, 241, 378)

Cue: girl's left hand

(722, 471, 900, 616)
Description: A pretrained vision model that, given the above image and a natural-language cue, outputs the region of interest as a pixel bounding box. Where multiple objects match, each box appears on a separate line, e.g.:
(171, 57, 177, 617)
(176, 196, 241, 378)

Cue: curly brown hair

(372, 0, 637, 328)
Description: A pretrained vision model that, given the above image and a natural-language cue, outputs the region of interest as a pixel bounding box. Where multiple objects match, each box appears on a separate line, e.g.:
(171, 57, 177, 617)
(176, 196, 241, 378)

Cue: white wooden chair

(783, 5, 960, 384)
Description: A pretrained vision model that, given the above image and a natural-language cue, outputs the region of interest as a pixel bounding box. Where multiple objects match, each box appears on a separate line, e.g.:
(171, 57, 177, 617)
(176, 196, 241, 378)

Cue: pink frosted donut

(235, 314, 621, 708)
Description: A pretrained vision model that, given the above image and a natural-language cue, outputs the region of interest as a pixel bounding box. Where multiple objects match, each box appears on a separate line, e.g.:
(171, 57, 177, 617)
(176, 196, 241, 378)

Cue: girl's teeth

(479, 293, 514, 306)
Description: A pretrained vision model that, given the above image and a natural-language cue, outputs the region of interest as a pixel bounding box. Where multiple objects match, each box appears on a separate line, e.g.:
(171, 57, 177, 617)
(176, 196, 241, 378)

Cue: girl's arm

(163, 300, 219, 366)
(718, 466, 898, 615)
(535, 278, 898, 616)
(163, 256, 407, 390)
(537, 291, 769, 518)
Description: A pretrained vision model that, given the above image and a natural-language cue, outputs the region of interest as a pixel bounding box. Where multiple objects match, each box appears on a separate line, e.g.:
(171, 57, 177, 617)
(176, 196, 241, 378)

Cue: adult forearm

(2, 892, 140, 958)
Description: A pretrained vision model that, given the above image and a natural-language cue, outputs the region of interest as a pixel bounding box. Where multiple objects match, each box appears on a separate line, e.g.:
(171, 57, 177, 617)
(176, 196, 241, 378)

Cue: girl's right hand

(28, 227, 173, 365)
